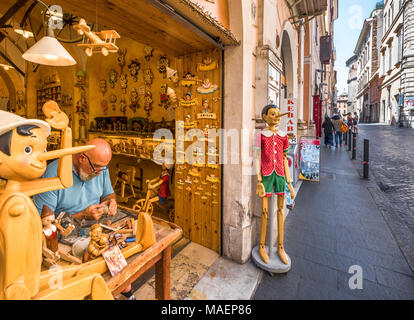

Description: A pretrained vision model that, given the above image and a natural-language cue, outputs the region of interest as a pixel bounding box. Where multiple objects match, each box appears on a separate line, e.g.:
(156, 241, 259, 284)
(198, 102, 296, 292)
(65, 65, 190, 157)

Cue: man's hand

(107, 198, 117, 216)
(83, 204, 104, 220)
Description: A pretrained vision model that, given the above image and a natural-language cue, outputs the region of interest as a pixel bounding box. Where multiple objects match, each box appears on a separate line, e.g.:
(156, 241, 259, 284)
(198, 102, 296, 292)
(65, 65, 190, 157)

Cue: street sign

(405, 96, 414, 109)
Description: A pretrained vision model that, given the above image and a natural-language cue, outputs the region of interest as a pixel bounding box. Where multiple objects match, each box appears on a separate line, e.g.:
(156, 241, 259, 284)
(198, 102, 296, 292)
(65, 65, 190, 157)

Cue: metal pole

(363, 139, 369, 179)
(344, 131, 348, 145)
(348, 128, 352, 151)
(352, 132, 356, 160)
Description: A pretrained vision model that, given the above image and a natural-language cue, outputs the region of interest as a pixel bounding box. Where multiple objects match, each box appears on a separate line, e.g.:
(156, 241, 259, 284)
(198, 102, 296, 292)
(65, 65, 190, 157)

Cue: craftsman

(33, 138, 136, 300)
(33, 138, 117, 220)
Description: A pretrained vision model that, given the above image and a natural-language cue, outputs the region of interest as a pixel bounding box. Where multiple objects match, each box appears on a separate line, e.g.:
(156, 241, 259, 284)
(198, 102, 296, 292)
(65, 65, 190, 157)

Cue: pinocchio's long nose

(38, 145, 95, 161)
(276, 112, 290, 118)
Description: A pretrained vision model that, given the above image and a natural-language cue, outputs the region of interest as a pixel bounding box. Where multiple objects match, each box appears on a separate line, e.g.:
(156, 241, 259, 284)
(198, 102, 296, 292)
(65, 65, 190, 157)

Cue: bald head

(84, 138, 112, 165)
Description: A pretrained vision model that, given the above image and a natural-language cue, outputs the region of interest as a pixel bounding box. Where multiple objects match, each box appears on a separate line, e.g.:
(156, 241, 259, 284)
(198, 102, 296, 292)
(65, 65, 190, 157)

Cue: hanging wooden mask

(120, 98, 127, 116)
(129, 88, 140, 113)
(144, 46, 153, 61)
(144, 91, 153, 117)
(99, 79, 107, 96)
(128, 59, 141, 82)
(110, 94, 117, 111)
(117, 48, 127, 73)
(143, 68, 154, 87)
(159, 83, 169, 110)
(101, 99, 108, 115)
(109, 69, 118, 89)
(157, 56, 169, 78)
(120, 74, 128, 94)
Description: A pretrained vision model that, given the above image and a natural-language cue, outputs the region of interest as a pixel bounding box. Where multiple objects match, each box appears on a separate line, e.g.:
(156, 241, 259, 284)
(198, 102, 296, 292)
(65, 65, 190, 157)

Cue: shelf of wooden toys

(50, 206, 182, 300)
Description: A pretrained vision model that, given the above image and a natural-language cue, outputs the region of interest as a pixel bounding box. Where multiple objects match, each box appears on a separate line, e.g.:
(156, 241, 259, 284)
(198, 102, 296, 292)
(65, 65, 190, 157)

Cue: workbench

(48, 206, 182, 300)
(104, 208, 182, 299)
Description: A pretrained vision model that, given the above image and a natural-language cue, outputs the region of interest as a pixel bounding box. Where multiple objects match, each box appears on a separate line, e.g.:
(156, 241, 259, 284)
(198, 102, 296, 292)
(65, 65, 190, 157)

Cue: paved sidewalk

(253, 143, 414, 299)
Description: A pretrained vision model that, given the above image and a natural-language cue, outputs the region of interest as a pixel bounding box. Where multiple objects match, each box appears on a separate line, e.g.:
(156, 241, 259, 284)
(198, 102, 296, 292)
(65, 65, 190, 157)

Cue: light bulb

(4, 66, 9, 70)
(44, 54, 59, 61)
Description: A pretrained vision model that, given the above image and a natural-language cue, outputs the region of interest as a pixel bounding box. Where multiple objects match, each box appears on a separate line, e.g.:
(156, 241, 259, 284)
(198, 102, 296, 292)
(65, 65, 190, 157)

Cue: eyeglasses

(82, 153, 107, 174)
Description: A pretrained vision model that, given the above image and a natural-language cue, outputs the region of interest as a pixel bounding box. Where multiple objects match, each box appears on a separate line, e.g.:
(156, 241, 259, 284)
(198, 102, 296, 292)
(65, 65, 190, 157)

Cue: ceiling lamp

(22, 0, 76, 66)
(22, 26, 76, 66)
(14, 28, 34, 38)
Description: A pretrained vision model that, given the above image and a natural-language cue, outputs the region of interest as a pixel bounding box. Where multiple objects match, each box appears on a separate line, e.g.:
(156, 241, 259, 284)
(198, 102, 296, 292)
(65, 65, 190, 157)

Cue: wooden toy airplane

(73, 18, 120, 56)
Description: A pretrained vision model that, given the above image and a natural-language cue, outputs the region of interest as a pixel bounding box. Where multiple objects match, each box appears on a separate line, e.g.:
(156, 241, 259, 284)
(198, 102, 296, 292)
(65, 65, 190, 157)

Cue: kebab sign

(285, 99, 297, 144)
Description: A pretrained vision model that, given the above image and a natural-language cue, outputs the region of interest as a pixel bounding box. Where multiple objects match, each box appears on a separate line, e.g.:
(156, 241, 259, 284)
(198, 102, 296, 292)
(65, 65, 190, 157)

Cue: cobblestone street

(353, 124, 414, 272)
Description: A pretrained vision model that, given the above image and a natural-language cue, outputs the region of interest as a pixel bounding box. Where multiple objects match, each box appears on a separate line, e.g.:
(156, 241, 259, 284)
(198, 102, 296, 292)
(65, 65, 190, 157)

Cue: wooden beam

(0, 50, 25, 77)
(0, 0, 30, 42)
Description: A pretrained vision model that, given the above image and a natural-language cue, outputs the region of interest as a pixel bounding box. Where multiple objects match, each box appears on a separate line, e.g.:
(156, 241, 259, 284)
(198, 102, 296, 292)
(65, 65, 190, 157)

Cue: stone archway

(0, 69, 16, 110)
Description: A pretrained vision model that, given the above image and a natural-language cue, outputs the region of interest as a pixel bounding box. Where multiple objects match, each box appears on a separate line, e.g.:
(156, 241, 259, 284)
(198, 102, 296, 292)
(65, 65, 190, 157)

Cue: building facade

(336, 92, 348, 116)
(346, 55, 358, 114)
(354, 6, 383, 123)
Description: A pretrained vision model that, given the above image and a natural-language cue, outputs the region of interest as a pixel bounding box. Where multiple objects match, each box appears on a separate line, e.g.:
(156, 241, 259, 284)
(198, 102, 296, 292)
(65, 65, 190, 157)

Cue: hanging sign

(286, 99, 297, 144)
(299, 137, 320, 182)
(405, 96, 414, 109)
(313, 95, 322, 138)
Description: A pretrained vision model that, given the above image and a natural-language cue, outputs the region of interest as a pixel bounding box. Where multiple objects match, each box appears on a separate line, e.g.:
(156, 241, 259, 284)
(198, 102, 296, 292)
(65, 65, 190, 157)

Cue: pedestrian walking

(331, 114, 344, 148)
(353, 112, 359, 134)
(322, 115, 334, 148)
(347, 112, 354, 132)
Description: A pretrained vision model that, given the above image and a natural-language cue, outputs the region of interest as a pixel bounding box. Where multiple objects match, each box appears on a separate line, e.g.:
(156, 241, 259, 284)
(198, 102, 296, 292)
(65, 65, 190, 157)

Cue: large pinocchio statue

(0, 101, 112, 300)
(255, 105, 295, 266)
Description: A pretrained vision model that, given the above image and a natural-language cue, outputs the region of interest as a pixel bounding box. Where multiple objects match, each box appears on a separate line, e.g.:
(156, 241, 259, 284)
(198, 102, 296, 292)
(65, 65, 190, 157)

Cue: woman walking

(322, 116, 334, 148)
(331, 114, 343, 148)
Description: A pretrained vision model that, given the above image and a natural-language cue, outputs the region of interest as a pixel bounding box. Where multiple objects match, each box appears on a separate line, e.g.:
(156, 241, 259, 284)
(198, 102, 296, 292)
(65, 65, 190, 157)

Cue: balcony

(286, 0, 328, 26)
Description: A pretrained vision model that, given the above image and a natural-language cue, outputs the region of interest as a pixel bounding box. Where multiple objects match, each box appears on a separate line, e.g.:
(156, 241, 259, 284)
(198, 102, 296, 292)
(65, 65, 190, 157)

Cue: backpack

(341, 120, 348, 133)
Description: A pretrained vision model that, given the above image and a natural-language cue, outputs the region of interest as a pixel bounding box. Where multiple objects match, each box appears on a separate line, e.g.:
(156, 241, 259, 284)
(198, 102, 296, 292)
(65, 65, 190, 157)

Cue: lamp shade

(22, 36, 76, 66)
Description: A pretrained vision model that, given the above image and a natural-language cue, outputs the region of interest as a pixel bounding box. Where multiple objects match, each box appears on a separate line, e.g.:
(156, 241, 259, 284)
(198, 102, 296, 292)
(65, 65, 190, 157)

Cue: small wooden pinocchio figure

(41, 209, 81, 268)
(255, 105, 295, 265)
(147, 163, 173, 206)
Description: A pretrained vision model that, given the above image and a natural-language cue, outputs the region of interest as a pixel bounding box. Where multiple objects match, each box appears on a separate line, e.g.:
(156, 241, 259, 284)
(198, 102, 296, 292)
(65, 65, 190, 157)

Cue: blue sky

(334, 0, 381, 94)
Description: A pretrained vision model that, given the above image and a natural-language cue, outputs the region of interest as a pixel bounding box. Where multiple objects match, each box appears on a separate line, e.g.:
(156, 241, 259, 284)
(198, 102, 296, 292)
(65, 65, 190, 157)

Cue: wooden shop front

(17, 0, 237, 254)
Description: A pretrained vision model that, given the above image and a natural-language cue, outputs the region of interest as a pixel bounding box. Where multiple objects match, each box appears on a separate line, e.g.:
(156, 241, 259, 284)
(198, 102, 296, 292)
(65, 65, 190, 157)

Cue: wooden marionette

(110, 94, 117, 111)
(159, 83, 169, 110)
(41, 209, 81, 268)
(86, 224, 109, 261)
(197, 78, 218, 94)
(166, 67, 178, 86)
(0, 101, 96, 299)
(120, 74, 128, 94)
(117, 48, 127, 74)
(144, 91, 153, 117)
(144, 46, 153, 61)
(143, 68, 154, 88)
(197, 56, 218, 72)
(99, 79, 107, 96)
(108, 69, 118, 89)
(128, 59, 140, 82)
(129, 88, 140, 113)
(255, 105, 295, 265)
(120, 98, 127, 116)
(157, 56, 169, 79)
(101, 99, 108, 115)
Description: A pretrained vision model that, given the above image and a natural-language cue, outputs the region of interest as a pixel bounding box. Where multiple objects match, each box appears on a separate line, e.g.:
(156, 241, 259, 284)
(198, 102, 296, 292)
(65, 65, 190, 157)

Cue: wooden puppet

(41, 209, 81, 268)
(117, 48, 127, 74)
(101, 99, 108, 115)
(113, 164, 136, 203)
(110, 93, 117, 111)
(255, 105, 295, 265)
(99, 79, 107, 96)
(108, 69, 118, 89)
(144, 46, 153, 61)
(120, 74, 128, 94)
(157, 56, 169, 78)
(87, 224, 109, 261)
(143, 68, 154, 87)
(129, 88, 140, 113)
(144, 91, 153, 117)
(120, 98, 127, 116)
(197, 57, 218, 72)
(128, 59, 140, 82)
(0, 101, 96, 300)
(159, 83, 170, 110)
(166, 67, 178, 86)
(197, 78, 218, 94)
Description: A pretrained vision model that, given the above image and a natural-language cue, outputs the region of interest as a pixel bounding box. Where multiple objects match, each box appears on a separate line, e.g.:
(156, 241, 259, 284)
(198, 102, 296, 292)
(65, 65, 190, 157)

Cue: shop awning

(158, 0, 239, 47)
(286, 0, 328, 26)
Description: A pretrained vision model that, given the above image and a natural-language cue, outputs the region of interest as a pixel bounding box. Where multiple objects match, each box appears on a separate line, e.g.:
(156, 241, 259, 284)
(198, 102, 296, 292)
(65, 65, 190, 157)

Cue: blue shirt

(33, 159, 114, 215)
